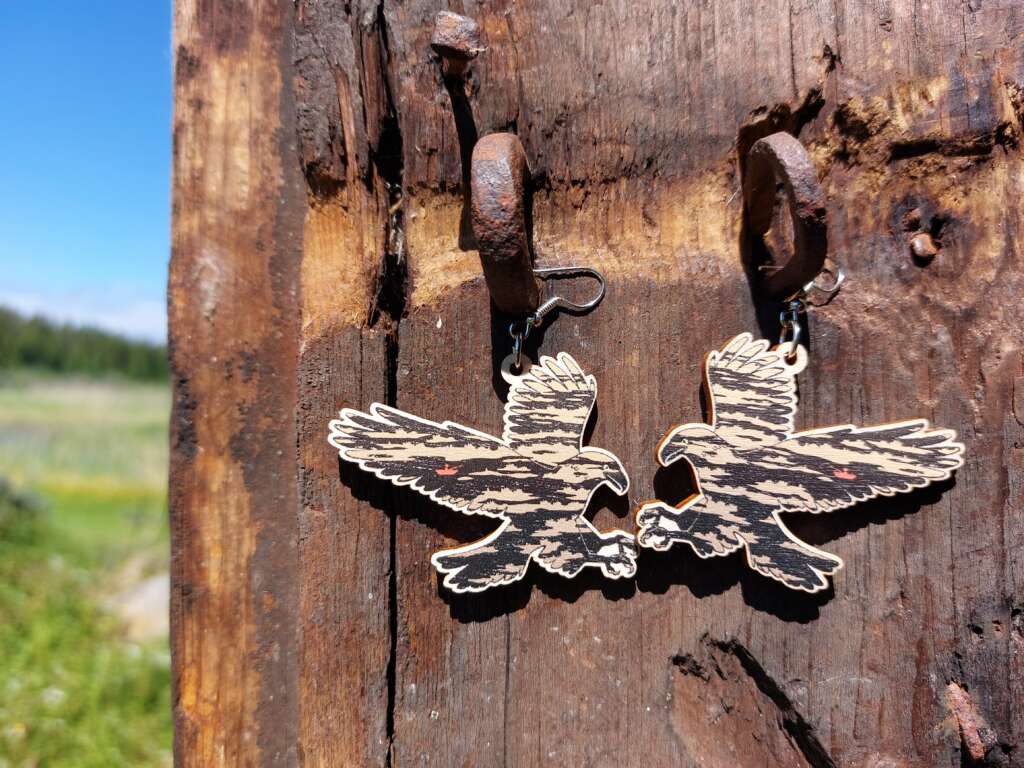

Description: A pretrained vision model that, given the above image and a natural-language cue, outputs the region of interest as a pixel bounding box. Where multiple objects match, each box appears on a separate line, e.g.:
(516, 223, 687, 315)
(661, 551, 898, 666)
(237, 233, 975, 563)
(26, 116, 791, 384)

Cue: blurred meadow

(0, 314, 172, 766)
(1, 3, 173, 764)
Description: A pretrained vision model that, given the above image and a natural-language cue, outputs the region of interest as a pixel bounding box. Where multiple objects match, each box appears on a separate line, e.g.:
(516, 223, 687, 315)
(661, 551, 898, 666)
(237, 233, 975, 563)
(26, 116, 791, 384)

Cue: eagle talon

(599, 555, 637, 579)
(594, 534, 638, 578)
(637, 527, 670, 551)
(636, 503, 691, 551)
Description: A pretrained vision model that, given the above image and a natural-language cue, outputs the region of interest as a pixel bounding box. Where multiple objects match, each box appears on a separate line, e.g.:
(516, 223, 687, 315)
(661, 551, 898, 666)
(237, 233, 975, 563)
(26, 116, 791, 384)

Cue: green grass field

(0, 372, 172, 767)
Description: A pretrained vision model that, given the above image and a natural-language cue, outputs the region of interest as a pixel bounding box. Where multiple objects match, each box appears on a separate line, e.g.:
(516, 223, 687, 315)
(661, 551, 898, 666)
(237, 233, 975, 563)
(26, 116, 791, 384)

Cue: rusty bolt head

(909, 232, 939, 260)
(431, 12, 482, 77)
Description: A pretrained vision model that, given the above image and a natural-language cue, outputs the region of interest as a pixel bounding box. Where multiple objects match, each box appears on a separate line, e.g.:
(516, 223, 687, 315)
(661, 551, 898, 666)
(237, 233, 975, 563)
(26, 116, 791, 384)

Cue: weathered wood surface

(170, 1, 1024, 765)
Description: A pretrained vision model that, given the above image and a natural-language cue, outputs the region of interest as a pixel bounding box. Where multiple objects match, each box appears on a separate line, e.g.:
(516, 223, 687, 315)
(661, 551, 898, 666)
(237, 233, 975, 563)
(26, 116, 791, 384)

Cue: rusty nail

(431, 11, 482, 78)
(471, 133, 540, 315)
(742, 132, 829, 300)
(910, 232, 939, 260)
(946, 683, 998, 765)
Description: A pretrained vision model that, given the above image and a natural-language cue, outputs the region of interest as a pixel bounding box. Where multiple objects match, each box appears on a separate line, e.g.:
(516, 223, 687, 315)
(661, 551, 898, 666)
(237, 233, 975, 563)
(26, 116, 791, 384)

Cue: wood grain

(170, 2, 302, 764)
(171, 0, 1024, 765)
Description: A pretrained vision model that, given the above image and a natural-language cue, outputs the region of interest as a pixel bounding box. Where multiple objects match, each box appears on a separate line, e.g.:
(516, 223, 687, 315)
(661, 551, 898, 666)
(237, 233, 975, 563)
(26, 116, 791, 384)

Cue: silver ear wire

(506, 265, 607, 373)
(789, 260, 845, 306)
(777, 260, 845, 366)
(530, 266, 607, 322)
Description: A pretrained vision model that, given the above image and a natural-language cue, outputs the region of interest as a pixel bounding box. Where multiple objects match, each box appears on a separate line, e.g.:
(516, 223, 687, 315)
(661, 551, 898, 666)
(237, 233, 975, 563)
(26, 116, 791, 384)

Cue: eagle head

(578, 448, 629, 495)
(657, 423, 717, 467)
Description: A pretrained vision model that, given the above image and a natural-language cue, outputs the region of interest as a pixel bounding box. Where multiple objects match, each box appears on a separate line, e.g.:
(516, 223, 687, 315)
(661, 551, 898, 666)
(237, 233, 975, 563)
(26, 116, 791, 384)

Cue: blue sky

(0, 3, 171, 342)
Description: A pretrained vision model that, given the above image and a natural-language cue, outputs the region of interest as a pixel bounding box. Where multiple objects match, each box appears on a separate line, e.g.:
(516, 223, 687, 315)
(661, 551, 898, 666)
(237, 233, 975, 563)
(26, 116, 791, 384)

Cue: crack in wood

(887, 125, 1017, 162)
(671, 636, 836, 768)
(365, 6, 406, 767)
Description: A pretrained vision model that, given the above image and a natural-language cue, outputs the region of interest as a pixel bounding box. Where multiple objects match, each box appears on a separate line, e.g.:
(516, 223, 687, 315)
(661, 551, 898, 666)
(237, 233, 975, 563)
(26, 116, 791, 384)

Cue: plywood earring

(329, 344, 635, 593)
(329, 134, 635, 594)
(636, 285, 964, 593)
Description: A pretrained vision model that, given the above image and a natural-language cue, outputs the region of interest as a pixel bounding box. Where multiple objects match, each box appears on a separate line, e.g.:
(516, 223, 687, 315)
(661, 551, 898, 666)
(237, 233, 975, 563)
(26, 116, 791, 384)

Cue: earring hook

(506, 265, 607, 372)
(531, 266, 607, 323)
(787, 260, 845, 306)
(777, 260, 845, 366)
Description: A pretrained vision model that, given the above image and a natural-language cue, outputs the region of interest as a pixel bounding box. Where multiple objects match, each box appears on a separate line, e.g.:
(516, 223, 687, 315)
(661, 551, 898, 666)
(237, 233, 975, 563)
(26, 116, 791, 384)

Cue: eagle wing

(328, 404, 540, 519)
(705, 333, 798, 448)
(754, 420, 964, 513)
(502, 352, 597, 464)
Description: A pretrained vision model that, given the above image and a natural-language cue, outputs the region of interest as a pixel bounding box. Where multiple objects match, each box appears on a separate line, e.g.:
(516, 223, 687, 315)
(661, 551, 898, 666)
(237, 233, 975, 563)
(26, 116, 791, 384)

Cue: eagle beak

(657, 440, 682, 467)
(606, 468, 622, 493)
(606, 466, 629, 496)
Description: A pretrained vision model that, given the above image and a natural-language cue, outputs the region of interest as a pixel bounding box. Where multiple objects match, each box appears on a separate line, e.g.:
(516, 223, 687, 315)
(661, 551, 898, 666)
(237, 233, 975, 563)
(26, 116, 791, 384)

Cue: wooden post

(170, 1, 1024, 765)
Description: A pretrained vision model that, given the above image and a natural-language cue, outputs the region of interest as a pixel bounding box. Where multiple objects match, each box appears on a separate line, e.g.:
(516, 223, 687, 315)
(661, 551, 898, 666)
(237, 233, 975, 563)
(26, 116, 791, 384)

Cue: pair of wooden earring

(328, 307, 964, 595)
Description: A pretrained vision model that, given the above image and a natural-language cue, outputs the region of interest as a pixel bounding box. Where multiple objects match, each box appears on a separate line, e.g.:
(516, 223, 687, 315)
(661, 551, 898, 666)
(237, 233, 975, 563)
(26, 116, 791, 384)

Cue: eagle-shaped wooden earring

(636, 133, 964, 593)
(328, 270, 636, 593)
(635, 322, 964, 592)
(328, 134, 636, 594)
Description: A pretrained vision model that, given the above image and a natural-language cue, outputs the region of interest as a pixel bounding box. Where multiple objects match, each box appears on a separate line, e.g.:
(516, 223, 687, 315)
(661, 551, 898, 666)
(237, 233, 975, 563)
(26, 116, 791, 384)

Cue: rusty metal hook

(470, 133, 541, 315)
(743, 132, 829, 300)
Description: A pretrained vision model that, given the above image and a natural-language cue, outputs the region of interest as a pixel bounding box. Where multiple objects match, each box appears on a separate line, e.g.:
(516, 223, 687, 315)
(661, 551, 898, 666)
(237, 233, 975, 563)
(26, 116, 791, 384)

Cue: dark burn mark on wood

(169, 366, 198, 463)
(192, 0, 254, 55)
(292, 0, 404, 198)
(174, 45, 201, 84)
(293, 6, 351, 197)
(888, 124, 1017, 162)
(670, 651, 710, 680)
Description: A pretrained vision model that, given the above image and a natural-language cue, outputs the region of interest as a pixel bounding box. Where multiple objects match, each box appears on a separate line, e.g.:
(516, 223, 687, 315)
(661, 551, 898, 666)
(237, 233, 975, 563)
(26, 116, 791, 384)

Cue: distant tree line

(0, 306, 168, 381)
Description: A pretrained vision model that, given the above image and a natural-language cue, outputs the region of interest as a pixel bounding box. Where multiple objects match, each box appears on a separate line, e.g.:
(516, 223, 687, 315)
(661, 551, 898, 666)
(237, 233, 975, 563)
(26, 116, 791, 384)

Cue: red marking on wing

(833, 469, 857, 481)
(435, 463, 459, 477)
